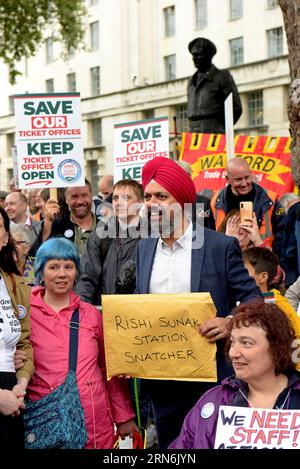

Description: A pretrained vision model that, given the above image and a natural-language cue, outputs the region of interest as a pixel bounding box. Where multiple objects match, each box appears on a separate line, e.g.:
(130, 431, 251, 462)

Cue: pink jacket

(27, 287, 135, 449)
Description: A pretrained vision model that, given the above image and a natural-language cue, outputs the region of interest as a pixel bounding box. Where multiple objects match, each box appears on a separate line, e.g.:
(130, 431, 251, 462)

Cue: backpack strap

(69, 308, 80, 372)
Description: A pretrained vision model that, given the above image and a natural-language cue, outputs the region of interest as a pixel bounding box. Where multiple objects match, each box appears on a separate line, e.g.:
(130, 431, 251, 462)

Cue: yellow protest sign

(102, 292, 217, 382)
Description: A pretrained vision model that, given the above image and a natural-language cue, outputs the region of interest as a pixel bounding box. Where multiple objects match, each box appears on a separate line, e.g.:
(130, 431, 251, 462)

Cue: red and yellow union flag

(179, 133, 294, 198)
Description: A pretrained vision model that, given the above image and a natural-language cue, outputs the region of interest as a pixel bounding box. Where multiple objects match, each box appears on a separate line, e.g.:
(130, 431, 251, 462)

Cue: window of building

(90, 21, 99, 51)
(247, 91, 263, 126)
(89, 160, 99, 195)
(175, 104, 189, 133)
(69, 46, 76, 58)
(143, 109, 155, 120)
(90, 66, 100, 96)
(45, 37, 54, 63)
(230, 0, 243, 20)
(24, 57, 28, 77)
(267, 0, 278, 8)
(195, 0, 207, 30)
(7, 168, 13, 186)
(267, 27, 283, 57)
(8, 96, 14, 114)
(164, 55, 176, 81)
(67, 73, 76, 92)
(7, 133, 15, 155)
(92, 118, 102, 146)
(45, 79, 54, 93)
(164, 6, 175, 37)
(230, 37, 244, 66)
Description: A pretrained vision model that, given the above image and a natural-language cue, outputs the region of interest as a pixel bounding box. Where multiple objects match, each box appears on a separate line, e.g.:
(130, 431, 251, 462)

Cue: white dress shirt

(149, 221, 192, 294)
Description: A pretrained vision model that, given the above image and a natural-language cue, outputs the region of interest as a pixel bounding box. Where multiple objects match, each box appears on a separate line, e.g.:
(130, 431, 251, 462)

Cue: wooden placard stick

(50, 188, 58, 201)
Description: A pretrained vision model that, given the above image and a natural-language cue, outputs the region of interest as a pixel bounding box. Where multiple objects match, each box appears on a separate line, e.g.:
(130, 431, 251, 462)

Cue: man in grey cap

(187, 37, 242, 133)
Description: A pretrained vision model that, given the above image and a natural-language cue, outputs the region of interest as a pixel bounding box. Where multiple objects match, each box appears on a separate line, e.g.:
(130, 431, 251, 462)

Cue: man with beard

(30, 179, 98, 256)
(135, 157, 261, 449)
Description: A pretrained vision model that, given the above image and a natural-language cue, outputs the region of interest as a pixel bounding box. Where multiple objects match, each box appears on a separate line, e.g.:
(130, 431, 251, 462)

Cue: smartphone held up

(240, 201, 253, 224)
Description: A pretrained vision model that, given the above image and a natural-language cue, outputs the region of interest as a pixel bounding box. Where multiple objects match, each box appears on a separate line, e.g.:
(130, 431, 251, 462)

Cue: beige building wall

(0, 0, 290, 192)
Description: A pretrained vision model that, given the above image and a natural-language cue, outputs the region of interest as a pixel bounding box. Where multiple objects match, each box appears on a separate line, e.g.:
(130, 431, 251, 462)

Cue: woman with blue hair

(25, 237, 138, 448)
(34, 237, 81, 286)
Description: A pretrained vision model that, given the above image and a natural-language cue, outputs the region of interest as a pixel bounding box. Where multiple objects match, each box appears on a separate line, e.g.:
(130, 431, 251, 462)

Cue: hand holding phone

(240, 201, 253, 224)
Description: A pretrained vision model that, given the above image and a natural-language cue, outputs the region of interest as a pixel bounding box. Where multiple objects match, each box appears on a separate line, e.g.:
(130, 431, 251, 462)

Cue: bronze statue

(187, 37, 242, 133)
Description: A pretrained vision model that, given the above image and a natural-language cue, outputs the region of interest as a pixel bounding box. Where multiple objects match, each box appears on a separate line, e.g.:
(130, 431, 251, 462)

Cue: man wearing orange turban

(136, 156, 261, 449)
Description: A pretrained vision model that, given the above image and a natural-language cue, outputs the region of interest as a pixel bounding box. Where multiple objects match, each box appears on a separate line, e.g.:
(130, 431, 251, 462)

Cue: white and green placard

(113, 117, 169, 182)
(14, 93, 85, 189)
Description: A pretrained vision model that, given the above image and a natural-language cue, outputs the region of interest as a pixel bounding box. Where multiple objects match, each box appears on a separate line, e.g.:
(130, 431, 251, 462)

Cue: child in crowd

(242, 247, 300, 343)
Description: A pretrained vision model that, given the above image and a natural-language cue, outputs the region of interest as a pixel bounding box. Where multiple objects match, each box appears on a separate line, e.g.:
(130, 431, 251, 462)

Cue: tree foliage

(0, 0, 87, 84)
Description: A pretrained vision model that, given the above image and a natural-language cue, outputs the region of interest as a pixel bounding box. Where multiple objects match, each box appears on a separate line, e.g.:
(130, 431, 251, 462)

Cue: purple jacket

(169, 373, 300, 449)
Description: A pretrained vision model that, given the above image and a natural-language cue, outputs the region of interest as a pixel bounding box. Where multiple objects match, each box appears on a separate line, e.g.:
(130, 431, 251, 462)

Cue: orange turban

(142, 157, 196, 206)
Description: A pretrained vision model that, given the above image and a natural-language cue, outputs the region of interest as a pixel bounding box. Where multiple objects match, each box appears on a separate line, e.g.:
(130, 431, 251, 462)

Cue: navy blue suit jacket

(136, 226, 262, 380)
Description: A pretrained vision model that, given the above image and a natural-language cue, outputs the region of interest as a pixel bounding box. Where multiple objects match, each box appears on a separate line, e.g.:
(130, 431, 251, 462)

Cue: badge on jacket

(201, 402, 215, 419)
(64, 229, 74, 238)
(17, 304, 27, 319)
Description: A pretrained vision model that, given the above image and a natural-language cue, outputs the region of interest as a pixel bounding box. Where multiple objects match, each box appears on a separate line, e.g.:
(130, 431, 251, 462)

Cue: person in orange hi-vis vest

(208, 157, 286, 257)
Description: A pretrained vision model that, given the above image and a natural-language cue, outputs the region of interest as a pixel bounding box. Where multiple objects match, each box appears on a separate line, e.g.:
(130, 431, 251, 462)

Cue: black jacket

(29, 212, 75, 257)
(29, 211, 100, 257)
(194, 193, 214, 229)
(281, 201, 300, 287)
(74, 217, 141, 305)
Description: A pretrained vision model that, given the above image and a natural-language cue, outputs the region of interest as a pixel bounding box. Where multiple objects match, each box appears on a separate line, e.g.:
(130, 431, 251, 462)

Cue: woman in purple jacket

(169, 301, 300, 449)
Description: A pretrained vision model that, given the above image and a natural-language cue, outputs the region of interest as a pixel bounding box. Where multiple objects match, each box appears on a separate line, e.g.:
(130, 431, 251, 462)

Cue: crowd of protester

(1, 157, 300, 451)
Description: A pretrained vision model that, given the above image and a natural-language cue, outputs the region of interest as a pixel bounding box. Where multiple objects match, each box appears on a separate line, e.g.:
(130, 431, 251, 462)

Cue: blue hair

(34, 237, 80, 284)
